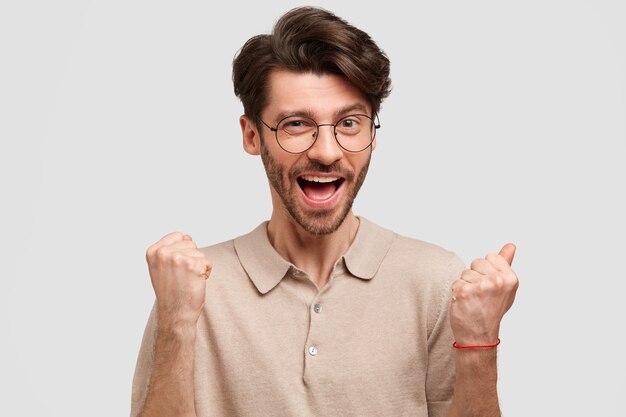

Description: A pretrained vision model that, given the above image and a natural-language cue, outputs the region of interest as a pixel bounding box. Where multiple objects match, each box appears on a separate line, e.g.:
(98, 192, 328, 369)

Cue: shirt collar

(342, 216, 396, 279)
(234, 217, 396, 294)
(234, 222, 291, 295)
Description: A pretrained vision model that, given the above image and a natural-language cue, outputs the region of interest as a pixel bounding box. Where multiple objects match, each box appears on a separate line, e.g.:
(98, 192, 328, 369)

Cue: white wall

(1, 0, 624, 415)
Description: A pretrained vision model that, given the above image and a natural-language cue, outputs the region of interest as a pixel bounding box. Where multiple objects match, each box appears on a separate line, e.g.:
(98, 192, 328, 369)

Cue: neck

(267, 212, 360, 289)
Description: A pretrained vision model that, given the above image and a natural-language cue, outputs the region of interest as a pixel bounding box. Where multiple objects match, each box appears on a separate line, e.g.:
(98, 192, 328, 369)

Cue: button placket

(302, 274, 336, 382)
(305, 296, 325, 362)
(308, 300, 322, 357)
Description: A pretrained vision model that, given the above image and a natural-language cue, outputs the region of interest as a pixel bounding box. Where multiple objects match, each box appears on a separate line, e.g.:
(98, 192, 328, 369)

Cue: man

(131, 6, 519, 417)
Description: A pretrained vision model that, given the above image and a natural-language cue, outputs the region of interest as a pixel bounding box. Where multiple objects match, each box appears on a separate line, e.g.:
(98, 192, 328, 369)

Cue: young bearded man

(131, 7, 519, 417)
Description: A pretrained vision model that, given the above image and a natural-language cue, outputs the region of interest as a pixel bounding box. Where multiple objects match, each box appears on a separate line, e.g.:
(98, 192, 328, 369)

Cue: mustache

(290, 161, 355, 181)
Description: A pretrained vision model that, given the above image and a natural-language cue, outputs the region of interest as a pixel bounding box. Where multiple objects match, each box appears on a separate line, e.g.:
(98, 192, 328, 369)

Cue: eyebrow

(273, 103, 371, 123)
(274, 109, 316, 122)
(334, 103, 370, 117)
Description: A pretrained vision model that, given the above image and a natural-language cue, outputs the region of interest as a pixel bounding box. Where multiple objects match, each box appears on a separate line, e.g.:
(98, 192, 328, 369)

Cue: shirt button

(313, 303, 322, 314)
(308, 345, 318, 356)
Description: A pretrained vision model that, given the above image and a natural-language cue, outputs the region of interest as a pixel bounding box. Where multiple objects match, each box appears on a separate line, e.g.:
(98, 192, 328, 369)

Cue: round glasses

(261, 114, 380, 154)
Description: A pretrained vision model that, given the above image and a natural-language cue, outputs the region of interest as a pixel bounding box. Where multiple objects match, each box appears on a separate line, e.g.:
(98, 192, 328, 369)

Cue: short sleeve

(129, 302, 158, 417)
(426, 253, 466, 417)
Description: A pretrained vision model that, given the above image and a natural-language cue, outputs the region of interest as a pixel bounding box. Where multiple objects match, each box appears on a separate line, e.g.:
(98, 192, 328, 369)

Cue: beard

(260, 139, 371, 236)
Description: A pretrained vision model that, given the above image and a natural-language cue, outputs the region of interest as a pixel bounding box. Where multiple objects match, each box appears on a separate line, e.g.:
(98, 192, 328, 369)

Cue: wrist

(452, 329, 500, 347)
(455, 347, 498, 370)
(156, 320, 198, 339)
(156, 305, 201, 332)
(453, 338, 500, 349)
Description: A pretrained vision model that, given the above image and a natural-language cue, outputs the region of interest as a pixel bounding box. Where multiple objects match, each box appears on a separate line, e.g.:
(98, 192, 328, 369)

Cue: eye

(337, 116, 362, 131)
(280, 117, 316, 135)
(284, 119, 306, 128)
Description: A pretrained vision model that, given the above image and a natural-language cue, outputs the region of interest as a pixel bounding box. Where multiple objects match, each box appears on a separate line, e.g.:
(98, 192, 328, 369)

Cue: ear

(240, 115, 261, 155)
(371, 115, 379, 150)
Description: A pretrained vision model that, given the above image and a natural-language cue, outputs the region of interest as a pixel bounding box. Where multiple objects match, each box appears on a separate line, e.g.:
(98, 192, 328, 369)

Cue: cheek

(262, 146, 300, 178)
(349, 153, 372, 172)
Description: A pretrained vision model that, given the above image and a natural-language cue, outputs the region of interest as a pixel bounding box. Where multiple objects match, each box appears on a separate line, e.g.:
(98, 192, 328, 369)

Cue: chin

(290, 203, 353, 236)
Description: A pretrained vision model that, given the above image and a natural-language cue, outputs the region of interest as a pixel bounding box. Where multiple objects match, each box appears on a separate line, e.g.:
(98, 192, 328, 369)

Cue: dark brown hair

(232, 6, 391, 124)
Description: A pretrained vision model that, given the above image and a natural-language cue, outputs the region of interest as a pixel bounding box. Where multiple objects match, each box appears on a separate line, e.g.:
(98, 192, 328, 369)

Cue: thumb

(499, 243, 516, 265)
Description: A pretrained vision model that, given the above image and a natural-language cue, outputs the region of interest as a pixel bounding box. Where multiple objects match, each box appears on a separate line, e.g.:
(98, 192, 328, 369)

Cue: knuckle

(155, 246, 170, 261)
(458, 284, 473, 298)
(507, 274, 520, 290)
(470, 258, 485, 270)
(460, 269, 474, 279)
(184, 258, 196, 271)
(485, 252, 499, 263)
(494, 274, 505, 289)
(479, 277, 498, 293)
(171, 252, 184, 266)
(171, 231, 184, 240)
(480, 274, 506, 293)
(145, 245, 156, 262)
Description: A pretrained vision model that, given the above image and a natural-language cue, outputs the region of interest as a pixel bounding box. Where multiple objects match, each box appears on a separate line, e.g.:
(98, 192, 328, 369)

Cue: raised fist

(145, 232, 211, 329)
(450, 243, 519, 346)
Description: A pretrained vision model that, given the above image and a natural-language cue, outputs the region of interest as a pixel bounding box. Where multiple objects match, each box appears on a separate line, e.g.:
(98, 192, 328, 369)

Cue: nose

(305, 124, 343, 165)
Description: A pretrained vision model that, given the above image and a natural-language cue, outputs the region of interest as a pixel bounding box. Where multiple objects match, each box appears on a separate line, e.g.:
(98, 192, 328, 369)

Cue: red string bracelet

(452, 338, 501, 349)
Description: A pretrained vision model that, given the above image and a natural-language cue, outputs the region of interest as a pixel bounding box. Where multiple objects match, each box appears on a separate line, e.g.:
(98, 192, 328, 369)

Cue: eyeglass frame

(260, 113, 381, 154)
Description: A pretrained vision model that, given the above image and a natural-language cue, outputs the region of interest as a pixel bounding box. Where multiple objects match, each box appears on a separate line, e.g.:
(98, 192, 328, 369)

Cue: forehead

(264, 70, 371, 120)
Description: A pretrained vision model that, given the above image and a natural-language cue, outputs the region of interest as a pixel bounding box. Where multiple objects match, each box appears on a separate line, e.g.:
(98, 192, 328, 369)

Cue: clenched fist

(145, 232, 211, 330)
(450, 243, 519, 346)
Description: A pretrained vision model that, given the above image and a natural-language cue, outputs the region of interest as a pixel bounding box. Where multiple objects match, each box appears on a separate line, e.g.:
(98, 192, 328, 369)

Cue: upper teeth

(301, 175, 339, 183)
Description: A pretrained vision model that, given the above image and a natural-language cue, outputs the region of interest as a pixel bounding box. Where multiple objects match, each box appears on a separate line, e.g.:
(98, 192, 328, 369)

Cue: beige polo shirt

(131, 217, 465, 417)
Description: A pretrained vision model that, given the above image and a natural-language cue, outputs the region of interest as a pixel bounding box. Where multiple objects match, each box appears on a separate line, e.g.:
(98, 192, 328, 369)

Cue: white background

(1, 0, 624, 416)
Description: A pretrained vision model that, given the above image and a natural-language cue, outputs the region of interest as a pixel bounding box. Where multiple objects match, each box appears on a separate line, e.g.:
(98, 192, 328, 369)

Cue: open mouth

(297, 175, 345, 202)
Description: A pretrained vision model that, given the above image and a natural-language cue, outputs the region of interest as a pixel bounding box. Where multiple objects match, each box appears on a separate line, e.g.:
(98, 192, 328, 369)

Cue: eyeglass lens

(276, 114, 375, 153)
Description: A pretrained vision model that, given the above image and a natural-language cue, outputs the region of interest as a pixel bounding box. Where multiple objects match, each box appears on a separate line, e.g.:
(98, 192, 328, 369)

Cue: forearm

(446, 349, 500, 417)
(140, 324, 198, 417)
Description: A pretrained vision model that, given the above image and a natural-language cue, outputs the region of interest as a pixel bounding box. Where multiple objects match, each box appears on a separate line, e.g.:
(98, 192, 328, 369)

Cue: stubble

(260, 139, 371, 235)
